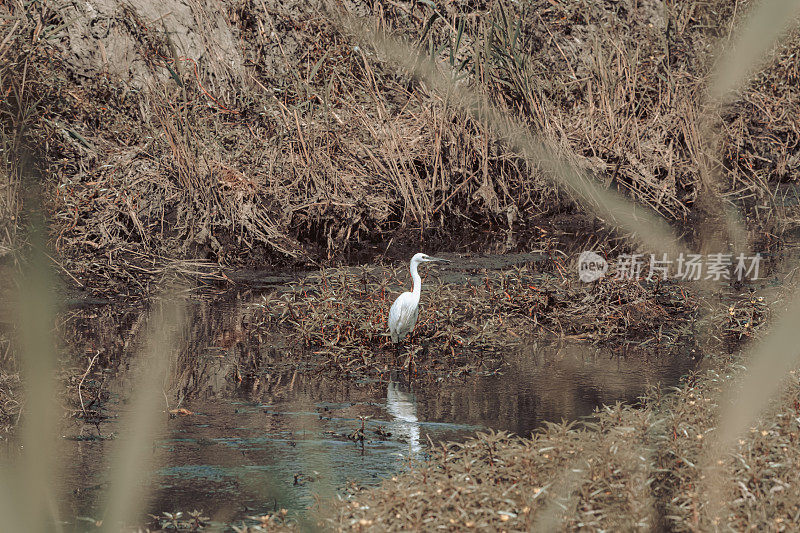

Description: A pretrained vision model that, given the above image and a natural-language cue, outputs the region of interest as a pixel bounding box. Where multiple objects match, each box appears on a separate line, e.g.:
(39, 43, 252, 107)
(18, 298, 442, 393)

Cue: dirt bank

(1, 0, 799, 294)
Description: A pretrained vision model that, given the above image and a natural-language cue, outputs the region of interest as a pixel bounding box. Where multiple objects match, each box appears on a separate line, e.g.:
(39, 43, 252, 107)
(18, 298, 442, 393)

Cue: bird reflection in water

(386, 377, 421, 456)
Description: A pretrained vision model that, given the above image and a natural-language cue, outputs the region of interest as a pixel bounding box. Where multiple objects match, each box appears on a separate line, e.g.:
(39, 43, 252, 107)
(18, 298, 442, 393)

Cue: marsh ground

(3, 0, 800, 530)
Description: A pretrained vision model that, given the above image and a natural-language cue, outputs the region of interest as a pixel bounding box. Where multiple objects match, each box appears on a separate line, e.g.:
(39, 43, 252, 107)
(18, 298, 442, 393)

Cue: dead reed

(326, 362, 800, 531)
(2, 0, 798, 287)
(323, 0, 800, 530)
(258, 262, 699, 378)
(2, 0, 800, 530)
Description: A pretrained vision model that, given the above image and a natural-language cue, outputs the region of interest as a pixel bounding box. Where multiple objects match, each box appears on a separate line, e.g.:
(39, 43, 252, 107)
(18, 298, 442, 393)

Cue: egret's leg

(395, 340, 409, 372)
(404, 366, 412, 387)
(403, 344, 420, 377)
(393, 341, 401, 359)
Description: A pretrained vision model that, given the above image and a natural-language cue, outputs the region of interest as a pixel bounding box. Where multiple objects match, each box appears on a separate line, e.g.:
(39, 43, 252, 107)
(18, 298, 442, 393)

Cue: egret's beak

(427, 256, 451, 263)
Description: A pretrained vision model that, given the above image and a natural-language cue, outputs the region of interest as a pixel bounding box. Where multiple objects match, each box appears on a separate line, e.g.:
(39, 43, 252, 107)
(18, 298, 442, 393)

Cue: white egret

(388, 253, 450, 344)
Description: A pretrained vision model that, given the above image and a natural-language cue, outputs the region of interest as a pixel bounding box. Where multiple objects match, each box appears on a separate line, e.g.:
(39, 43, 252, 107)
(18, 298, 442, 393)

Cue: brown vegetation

(0, 0, 798, 289)
(260, 262, 700, 376)
(2, 0, 800, 530)
(326, 365, 800, 531)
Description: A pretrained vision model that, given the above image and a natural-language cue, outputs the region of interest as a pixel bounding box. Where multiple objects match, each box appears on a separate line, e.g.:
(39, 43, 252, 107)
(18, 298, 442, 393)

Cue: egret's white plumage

(388, 253, 450, 343)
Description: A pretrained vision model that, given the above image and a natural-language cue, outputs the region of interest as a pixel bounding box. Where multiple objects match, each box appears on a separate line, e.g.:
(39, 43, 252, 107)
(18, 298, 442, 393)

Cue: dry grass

(323, 363, 800, 531)
(0, 0, 797, 287)
(257, 260, 700, 378)
(2, 0, 800, 530)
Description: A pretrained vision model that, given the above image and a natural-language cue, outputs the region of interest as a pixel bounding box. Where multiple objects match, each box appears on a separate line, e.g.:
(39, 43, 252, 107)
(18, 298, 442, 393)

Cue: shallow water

(18, 267, 697, 529)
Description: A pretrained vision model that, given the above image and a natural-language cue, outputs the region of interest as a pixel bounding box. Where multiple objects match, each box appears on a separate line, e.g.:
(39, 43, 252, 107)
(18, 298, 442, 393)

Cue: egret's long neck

(410, 260, 422, 298)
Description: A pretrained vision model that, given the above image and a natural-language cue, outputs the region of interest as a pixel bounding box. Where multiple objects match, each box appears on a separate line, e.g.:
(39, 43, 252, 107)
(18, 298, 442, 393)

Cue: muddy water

(44, 275, 697, 529)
